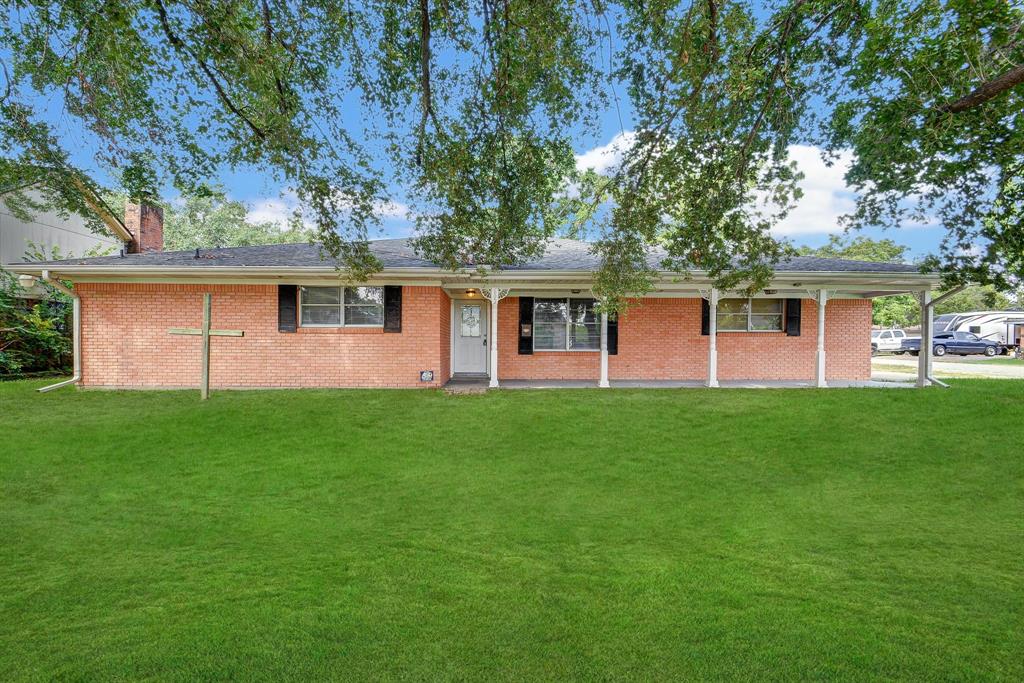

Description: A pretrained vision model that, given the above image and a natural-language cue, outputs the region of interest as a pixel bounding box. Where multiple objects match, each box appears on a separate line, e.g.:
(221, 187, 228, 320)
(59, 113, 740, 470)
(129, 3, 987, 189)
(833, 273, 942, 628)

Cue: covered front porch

(443, 271, 941, 389)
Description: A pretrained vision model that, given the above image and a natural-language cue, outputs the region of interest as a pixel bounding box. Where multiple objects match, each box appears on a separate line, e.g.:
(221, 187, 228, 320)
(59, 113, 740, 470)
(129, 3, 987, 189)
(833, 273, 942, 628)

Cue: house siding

(78, 283, 450, 388)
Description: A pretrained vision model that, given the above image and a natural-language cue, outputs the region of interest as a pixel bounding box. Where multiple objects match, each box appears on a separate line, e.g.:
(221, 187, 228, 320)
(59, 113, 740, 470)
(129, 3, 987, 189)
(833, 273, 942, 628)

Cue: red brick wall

(823, 298, 873, 380)
(124, 202, 164, 253)
(497, 296, 871, 382)
(77, 286, 869, 388)
(78, 283, 450, 388)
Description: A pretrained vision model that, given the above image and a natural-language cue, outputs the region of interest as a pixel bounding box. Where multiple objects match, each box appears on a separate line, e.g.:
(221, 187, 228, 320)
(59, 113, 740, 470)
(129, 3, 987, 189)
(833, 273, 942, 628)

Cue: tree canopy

(153, 189, 312, 251)
(1, 1, 1021, 310)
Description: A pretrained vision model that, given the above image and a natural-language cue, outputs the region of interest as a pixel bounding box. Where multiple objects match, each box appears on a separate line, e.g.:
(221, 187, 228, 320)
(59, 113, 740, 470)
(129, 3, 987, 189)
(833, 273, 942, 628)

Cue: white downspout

(37, 270, 81, 393)
(917, 290, 932, 388)
(919, 284, 967, 388)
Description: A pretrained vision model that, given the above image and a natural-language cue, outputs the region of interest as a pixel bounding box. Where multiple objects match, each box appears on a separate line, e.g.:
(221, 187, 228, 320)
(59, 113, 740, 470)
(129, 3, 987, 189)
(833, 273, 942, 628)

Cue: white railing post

(816, 289, 828, 388)
(599, 312, 610, 388)
(489, 287, 499, 388)
(707, 288, 719, 388)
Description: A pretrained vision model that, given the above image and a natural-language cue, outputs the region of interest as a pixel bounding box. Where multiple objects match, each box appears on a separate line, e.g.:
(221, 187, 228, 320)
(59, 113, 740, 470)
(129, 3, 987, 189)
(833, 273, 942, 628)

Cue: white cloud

(373, 199, 409, 220)
(247, 197, 296, 226)
(245, 191, 410, 228)
(576, 137, 858, 236)
(575, 131, 637, 174)
(769, 145, 857, 237)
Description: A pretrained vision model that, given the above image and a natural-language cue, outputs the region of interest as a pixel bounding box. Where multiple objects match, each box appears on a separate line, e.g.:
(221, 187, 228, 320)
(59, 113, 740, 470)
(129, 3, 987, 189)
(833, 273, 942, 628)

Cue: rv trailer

(933, 311, 1024, 350)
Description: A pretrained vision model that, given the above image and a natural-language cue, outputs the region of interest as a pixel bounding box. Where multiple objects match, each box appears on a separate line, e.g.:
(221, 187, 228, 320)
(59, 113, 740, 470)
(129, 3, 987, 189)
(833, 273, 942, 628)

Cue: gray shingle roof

(20, 237, 924, 273)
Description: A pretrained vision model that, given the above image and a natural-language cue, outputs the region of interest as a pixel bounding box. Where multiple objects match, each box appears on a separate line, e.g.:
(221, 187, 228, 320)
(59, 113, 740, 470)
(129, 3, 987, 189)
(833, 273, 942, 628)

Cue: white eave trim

(1, 263, 942, 290)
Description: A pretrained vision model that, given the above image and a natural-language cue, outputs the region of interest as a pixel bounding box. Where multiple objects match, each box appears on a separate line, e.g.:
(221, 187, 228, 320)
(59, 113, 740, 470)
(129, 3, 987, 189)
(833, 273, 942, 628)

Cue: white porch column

(917, 290, 932, 388)
(489, 287, 500, 388)
(599, 312, 610, 388)
(816, 289, 828, 388)
(707, 288, 719, 388)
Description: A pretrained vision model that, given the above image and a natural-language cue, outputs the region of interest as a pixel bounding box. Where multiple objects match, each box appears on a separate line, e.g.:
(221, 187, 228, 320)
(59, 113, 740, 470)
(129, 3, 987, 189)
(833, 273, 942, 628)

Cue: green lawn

(1, 380, 1021, 681)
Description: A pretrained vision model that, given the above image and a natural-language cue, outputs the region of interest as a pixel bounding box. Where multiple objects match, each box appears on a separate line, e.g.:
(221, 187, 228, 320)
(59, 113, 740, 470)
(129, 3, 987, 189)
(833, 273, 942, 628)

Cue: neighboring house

(6, 204, 941, 389)
(1, 186, 121, 266)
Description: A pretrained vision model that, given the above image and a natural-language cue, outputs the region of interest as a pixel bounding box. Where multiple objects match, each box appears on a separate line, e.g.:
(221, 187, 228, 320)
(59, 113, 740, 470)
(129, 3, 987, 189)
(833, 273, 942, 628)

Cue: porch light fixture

(465, 288, 477, 297)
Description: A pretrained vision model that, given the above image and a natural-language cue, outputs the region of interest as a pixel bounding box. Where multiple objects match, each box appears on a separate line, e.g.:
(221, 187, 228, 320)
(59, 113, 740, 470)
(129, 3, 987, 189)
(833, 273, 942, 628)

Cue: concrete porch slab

(492, 378, 915, 390)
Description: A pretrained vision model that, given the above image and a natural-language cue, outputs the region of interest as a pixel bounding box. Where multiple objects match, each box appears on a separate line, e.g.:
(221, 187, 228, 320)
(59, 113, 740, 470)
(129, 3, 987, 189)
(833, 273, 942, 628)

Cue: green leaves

(2, 0, 379, 264)
(0, 264, 72, 378)
(1, 0, 1021, 307)
(821, 0, 1023, 290)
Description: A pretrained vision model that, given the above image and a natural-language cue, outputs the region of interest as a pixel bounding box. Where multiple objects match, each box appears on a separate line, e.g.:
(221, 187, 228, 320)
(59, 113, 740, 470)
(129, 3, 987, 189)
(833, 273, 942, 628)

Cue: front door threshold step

(444, 374, 490, 395)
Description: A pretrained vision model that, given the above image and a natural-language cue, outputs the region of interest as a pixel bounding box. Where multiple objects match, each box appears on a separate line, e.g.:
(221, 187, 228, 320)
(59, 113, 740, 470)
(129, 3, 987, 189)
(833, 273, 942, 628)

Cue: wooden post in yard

(168, 293, 244, 400)
(201, 293, 211, 400)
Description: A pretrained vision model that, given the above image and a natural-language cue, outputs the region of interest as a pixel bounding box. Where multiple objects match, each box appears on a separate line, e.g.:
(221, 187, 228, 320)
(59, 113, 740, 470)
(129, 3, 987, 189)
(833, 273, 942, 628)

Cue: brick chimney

(125, 200, 164, 253)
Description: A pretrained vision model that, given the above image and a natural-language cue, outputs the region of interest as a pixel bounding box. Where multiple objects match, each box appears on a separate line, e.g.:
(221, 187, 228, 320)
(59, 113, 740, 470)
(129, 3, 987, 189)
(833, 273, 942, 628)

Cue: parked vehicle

(933, 310, 1024, 349)
(871, 329, 908, 355)
(901, 331, 1005, 357)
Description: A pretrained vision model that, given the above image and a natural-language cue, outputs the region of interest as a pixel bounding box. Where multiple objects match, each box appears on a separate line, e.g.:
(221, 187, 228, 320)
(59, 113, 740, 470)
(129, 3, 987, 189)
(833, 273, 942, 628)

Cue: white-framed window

(299, 286, 384, 327)
(717, 298, 784, 332)
(534, 298, 600, 351)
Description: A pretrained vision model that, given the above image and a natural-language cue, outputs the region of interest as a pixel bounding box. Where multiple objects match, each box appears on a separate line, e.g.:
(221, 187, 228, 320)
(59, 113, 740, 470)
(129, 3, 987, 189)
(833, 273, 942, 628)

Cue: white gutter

(2, 263, 942, 288)
(35, 270, 81, 393)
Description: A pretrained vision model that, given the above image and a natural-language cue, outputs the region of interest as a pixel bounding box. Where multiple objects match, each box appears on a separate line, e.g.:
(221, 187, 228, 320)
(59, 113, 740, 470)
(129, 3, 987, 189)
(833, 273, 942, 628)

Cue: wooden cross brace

(168, 293, 244, 400)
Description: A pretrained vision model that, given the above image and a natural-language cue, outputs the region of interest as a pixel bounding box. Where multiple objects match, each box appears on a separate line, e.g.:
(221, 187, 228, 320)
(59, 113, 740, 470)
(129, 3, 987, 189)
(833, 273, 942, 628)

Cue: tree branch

(936, 64, 1024, 114)
(706, 0, 719, 62)
(153, 0, 267, 140)
(260, 0, 292, 116)
(0, 59, 11, 105)
(416, 0, 439, 165)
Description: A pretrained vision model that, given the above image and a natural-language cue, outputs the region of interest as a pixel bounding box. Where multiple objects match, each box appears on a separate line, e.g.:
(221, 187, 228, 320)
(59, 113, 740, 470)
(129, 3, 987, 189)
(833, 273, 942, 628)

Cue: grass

(1, 380, 1021, 681)
(971, 356, 1024, 366)
(870, 361, 997, 378)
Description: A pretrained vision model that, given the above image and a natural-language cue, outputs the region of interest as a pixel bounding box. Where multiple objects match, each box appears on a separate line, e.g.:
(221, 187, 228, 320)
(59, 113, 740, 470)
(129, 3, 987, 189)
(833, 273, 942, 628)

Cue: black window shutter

(278, 285, 297, 333)
(785, 298, 801, 336)
(384, 286, 402, 332)
(701, 298, 710, 335)
(607, 315, 618, 355)
(518, 296, 534, 355)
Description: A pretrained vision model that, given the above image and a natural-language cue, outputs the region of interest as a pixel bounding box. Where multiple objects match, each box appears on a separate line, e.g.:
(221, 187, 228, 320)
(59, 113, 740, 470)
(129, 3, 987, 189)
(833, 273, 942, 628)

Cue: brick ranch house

(7, 203, 942, 390)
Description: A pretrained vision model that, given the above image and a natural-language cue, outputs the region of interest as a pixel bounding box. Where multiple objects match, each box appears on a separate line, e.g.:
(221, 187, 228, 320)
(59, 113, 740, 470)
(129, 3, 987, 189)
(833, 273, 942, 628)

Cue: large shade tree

(1, 1, 1021, 311)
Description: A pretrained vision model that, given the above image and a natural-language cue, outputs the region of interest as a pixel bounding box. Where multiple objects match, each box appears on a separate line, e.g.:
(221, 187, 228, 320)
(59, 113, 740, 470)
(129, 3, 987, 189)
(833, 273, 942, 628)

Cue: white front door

(452, 300, 488, 374)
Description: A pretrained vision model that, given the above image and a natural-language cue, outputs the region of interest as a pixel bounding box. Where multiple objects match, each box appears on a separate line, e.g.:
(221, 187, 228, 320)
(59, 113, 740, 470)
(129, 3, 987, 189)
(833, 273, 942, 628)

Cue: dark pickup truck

(902, 331, 1005, 357)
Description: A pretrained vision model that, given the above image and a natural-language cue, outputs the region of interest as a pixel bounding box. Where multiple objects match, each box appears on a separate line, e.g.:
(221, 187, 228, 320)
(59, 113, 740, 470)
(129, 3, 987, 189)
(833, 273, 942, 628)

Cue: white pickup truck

(871, 329, 907, 355)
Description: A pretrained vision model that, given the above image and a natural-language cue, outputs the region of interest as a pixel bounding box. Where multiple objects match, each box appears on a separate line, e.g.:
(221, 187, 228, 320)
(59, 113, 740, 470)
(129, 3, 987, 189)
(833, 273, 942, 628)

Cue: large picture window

(534, 298, 600, 351)
(717, 298, 784, 332)
(299, 286, 384, 327)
